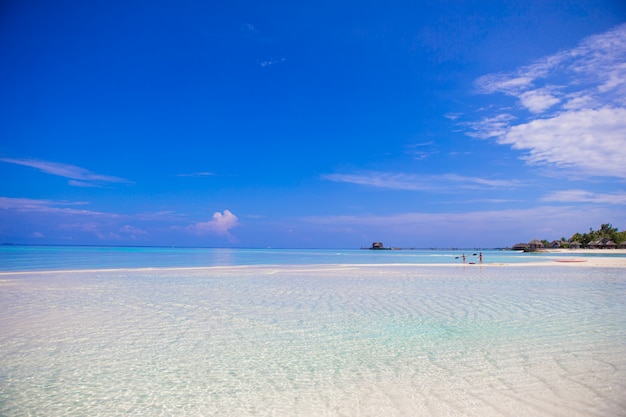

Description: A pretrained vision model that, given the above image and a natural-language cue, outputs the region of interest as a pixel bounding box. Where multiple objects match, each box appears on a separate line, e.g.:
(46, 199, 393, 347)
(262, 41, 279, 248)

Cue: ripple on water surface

(1, 265, 625, 416)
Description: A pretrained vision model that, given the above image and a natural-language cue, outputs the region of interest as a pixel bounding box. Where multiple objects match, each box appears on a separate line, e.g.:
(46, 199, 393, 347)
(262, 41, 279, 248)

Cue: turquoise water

(1, 247, 626, 416)
(0, 245, 576, 272)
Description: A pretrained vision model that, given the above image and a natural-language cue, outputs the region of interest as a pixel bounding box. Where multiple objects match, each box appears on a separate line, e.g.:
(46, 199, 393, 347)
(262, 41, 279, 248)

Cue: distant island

(512, 223, 626, 251)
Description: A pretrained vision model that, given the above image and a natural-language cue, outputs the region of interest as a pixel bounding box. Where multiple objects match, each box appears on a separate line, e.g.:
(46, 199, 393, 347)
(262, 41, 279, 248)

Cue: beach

(541, 249, 626, 254)
(521, 249, 626, 268)
(2, 250, 626, 417)
(1, 248, 626, 417)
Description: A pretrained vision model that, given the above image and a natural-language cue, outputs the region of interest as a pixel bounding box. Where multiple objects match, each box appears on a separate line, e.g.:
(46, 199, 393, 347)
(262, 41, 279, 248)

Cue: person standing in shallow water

(462, 253, 466, 263)
(479, 252, 483, 263)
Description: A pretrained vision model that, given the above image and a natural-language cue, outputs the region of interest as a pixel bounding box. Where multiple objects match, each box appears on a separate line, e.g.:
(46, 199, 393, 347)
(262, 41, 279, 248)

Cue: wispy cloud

(241, 22, 274, 44)
(303, 205, 626, 245)
(0, 197, 126, 241)
(322, 172, 431, 190)
(241, 23, 260, 36)
(0, 157, 132, 187)
(185, 210, 239, 238)
(68, 180, 104, 188)
(58, 222, 115, 240)
(177, 171, 215, 177)
(444, 113, 463, 121)
(500, 107, 626, 177)
(404, 141, 438, 160)
(0, 196, 114, 216)
(259, 58, 286, 67)
(0, 197, 193, 242)
(541, 189, 626, 205)
(58, 222, 148, 241)
(475, 75, 534, 95)
(135, 210, 183, 221)
(469, 24, 626, 179)
(322, 171, 523, 191)
(118, 225, 149, 240)
(438, 174, 522, 188)
(305, 208, 543, 228)
(241, 22, 283, 68)
(466, 114, 516, 139)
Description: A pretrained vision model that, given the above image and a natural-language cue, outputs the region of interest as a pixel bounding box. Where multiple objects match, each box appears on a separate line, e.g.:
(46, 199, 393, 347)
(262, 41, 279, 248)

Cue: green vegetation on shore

(547, 223, 625, 247)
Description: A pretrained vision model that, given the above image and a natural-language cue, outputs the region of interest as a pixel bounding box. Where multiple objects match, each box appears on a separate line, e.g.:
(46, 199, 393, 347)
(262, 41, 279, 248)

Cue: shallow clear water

(1, 263, 625, 416)
(0, 246, 565, 272)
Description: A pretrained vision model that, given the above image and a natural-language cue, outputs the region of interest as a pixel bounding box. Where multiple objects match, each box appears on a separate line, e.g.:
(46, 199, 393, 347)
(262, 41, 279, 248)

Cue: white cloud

(499, 107, 626, 178)
(518, 89, 560, 113)
(469, 24, 626, 179)
(598, 63, 626, 93)
(186, 210, 239, 237)
(541, 189, 626, 205)
(474, 24, 626, 106)
(0, 157, 131, 187)
(562, 93, 597, 111)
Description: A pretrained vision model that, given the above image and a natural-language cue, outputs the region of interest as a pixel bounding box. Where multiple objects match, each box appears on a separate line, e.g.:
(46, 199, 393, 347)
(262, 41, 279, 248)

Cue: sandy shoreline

(1, 255, 626, 276)
(538, 248, 626, 254)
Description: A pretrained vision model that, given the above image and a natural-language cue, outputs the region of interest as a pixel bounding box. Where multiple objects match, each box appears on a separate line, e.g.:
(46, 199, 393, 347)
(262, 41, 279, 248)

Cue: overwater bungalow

(370, 242, 390, 250)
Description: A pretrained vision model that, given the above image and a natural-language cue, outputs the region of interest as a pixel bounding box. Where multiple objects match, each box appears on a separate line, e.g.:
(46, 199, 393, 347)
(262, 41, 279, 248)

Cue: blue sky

(1, 0, 626, 248)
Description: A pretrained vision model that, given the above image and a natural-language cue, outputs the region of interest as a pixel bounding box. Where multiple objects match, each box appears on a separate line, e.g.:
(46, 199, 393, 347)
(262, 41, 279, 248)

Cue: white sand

(2, 258, 625, 417)
(530, 249, 626, 268)
(540, 248, 626, 254)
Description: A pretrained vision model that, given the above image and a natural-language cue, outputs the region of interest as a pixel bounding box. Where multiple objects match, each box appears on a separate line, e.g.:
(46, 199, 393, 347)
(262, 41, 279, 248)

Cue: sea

(1, 246, 625, 416)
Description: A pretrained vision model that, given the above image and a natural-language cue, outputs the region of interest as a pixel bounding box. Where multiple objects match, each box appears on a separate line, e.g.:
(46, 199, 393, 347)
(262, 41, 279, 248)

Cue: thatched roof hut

(588, 238, 617, 249)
